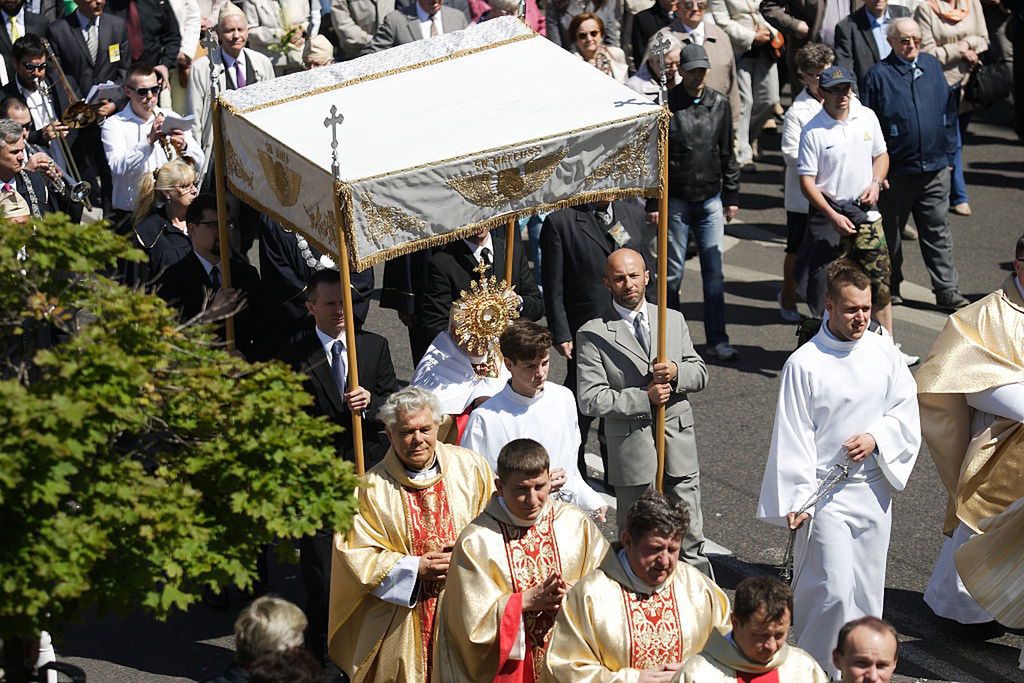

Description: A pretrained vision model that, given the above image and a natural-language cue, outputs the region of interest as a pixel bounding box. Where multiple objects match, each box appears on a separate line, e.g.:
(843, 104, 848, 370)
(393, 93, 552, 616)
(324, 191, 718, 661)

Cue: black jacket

(630, 2, 674, 69)
(157, 251, 265, 360)
(666, 85, 740, 206)
(0, 11, 49, 80)
(417, 231, 544, 341)
(9, 168, 84, 221)
(279, 328, 398, 464)
(128, 208, 193, 286)
(46, 13, 130, 101)
(2, 72, 82, 150)
(106, 0, 181, 71)
(540, 202, 646, 345)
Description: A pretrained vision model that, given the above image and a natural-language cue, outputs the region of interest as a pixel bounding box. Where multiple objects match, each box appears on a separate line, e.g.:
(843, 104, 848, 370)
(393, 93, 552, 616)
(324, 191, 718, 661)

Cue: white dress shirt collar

(680, 20, 704, 45)
(222, 48, 245, 69)
(463, 233, 494, 263)
(417, 2, 442, 39)
(194, 251, 218, 277)
(612, 299, 648, 327)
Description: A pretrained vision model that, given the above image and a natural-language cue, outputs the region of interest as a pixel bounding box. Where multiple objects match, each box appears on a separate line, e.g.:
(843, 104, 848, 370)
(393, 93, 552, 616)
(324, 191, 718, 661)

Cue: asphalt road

(52, 104, 1024, 682)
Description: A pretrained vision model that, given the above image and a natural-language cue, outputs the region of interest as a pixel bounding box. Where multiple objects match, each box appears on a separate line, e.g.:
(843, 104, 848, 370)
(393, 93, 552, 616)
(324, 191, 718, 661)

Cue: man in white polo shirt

(797, 64, 892, 335)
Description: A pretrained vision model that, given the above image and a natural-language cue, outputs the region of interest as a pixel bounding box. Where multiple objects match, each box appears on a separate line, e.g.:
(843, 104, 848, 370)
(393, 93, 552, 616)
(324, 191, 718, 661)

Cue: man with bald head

(832, 617, 899, 683)
(576, 247, 713, 577)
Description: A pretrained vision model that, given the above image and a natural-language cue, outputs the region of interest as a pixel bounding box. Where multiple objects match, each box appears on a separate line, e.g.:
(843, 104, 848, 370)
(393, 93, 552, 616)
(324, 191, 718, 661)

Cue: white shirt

(461, 382, 605, 512)
(612, 299, 651, 345)
(679, 19, 705, 45)
(101, 103, 205, 212)
(868, 10, 893, 60)
(2, 8, 24, 41)
(781, 88, 823, 213)
(17, 81, 71, 175)
(314, 325, 346, 384)
(462, 233, 494, 266)
(416, 2, 442, 39)
(797, 97, 885, 205)
(411, 331, 511, 414)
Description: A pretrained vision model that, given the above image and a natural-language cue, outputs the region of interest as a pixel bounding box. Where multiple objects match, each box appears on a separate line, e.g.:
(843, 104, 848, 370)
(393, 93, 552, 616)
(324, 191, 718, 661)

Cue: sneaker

(777, 292, 802, 323)
(901, 224, 918, 241)
(711, 342, 739, 361)
(950, 202, 972, 216)
(936, 289, 970, 311)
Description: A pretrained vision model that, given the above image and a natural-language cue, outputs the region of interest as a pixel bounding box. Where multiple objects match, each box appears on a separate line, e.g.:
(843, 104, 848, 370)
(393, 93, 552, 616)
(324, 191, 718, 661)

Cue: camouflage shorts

(840, 219, 891, 306)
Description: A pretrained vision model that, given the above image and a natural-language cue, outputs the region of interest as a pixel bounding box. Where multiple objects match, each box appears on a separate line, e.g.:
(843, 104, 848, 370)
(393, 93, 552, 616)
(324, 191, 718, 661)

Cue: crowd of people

(2, 0, 1022, 680)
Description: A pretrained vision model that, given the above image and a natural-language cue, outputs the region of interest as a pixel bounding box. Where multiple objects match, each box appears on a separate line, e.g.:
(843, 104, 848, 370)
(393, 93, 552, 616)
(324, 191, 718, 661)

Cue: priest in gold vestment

(917, 239, 1024, 626)
(434, 438, 610, 682)
(327, 386, 494, 681)
(543, 490, 730, 682)
(674, 577, 827, 683)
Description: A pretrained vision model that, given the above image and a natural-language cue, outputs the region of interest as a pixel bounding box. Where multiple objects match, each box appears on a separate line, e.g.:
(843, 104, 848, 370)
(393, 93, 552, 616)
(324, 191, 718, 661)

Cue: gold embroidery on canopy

(258, 143, 302, 207)
(584, 125, 653, 187)
(359, 191, 426, 245)
(225, 139, 254, 188)
(448, 148, 566, 207)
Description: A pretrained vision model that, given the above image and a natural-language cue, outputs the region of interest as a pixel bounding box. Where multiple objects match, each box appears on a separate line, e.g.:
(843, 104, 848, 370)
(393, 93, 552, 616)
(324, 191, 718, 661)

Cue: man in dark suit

(157, 193, 266, 360)
(106, 0, 181, 88)
(0, 115, 79, 217)
(0, 0, 48, 82)
(361, 0, 468, 54)
(278, 267, 397, 667)
(834, 0, 909, 88)
(418, 226, 544, 350)
(761, 0, 863, 82)
(3, 36, 81, 156)
(381, 249, 435, 364)
(541, 200, 647, 476)
(46, 0, 129, 215)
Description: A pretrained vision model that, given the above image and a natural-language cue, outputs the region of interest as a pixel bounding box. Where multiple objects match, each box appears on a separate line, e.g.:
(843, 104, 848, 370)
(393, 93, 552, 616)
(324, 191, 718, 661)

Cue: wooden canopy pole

(324, 105, 365, 475)
(653, 33, 672, 494)
(504, 217, 515, 286)
(211, 102, 235, 351)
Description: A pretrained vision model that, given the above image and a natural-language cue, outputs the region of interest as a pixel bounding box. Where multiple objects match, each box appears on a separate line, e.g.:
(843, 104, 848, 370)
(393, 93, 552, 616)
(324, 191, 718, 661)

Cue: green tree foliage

(0, 214, 359, 641)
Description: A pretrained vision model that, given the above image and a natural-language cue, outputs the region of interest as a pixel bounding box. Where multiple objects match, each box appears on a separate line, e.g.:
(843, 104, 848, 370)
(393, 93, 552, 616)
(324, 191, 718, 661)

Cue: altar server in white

(461, 321, 608, 521)
(756, 258, 920, 680)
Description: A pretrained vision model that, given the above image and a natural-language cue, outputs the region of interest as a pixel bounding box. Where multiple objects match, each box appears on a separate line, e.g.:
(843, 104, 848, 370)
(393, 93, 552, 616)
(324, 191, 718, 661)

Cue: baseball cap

(819, 65, 856, 89)
(679, 43, 710, 71)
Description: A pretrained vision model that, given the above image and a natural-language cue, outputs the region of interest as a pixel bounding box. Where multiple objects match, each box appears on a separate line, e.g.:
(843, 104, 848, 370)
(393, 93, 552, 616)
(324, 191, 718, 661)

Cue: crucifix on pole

(323, 104, 366, 476)
(651, 32, 672, 106)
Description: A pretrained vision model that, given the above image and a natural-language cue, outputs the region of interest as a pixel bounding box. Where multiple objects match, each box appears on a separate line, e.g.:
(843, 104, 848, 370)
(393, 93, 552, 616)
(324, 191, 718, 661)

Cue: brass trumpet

(154, 107, 180, 161)
(28, 143, 93, 207)
(41, 39, 98, 129)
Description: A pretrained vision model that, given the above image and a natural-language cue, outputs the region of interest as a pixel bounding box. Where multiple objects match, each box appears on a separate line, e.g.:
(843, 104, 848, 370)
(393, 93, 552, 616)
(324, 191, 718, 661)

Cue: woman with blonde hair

(570, 12, 629, 82)
(129, 159, 199, 285)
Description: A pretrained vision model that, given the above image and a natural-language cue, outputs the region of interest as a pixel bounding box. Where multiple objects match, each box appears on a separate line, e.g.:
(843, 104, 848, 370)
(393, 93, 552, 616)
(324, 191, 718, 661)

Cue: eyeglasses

(129, 85, 162, 97)
(898, 36, 922, 45)
(176, 184, 199, 195)
(21, 61, 47, 72)
(577, 29, 601, 39)
(680, 1, 707, 8)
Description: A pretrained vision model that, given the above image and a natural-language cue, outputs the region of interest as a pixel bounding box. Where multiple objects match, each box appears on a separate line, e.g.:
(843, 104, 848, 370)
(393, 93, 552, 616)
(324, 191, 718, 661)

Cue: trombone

(41, 38, 99, 129)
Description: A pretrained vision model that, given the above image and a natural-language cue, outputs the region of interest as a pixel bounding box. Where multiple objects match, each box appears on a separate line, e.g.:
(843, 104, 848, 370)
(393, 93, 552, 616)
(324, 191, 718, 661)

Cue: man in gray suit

(360, 0, 468, 54)
(576, 248, 713, 578)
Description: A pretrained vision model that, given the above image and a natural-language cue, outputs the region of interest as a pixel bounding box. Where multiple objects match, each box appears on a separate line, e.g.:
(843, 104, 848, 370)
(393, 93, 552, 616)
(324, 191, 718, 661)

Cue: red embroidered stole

(738, 670, 781, 683)
(404, 479, 457, 675)
(621, 584, 684, 670)
(499, 508, 563, 681)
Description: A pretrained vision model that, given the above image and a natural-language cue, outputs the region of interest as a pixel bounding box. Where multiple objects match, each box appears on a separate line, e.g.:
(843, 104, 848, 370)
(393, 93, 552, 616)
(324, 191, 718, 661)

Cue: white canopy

(218, 17, 666, 270)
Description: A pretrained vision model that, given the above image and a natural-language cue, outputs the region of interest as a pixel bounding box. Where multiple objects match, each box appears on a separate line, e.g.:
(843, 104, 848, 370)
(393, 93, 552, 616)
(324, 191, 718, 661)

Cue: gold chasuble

(542, 547, 730, 682)
(327, 443, 495, 682)
(433, 497, 610, 682)
(915, 276, 1024, 534)
(673, 629, 828, 683)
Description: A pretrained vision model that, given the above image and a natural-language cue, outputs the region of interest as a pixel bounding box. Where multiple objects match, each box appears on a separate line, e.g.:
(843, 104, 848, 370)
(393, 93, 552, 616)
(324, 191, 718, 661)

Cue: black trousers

(300, 528, 334, 665)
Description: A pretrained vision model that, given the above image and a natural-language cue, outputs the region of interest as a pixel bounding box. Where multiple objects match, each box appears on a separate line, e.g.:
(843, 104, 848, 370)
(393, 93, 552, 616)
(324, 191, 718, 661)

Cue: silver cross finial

(651, 33, 672, 106)
(324, 104, 345, 180)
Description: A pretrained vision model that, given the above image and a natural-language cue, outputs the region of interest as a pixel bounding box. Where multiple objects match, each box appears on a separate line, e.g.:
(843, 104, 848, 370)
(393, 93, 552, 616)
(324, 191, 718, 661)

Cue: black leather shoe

(936, 289, 970, 311)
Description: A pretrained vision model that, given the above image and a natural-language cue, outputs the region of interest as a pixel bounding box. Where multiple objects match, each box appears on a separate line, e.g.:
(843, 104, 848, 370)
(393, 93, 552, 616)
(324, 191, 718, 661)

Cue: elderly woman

(202, 597, 307, 683)
(571, 12, 629, 82)
(129, 159, 199, 285)
(626, 32, 683, 100)
(916, 0, 989, 216)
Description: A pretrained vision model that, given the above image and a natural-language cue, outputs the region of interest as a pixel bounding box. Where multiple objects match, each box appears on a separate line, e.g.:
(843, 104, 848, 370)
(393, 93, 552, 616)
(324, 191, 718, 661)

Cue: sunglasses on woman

(577, 29, 601, 39)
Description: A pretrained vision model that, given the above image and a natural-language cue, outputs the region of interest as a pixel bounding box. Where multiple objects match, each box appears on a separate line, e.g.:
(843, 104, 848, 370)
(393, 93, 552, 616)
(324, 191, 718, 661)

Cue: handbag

(965, 60, 1011, 108)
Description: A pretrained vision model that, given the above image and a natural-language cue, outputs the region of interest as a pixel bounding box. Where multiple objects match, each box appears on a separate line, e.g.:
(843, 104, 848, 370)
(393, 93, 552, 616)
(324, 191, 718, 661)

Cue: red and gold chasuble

(497, 508, 563, 681)
(404, 479, 458, 673)
(622, 584, 685, 670)
(737, 671, 781, 683)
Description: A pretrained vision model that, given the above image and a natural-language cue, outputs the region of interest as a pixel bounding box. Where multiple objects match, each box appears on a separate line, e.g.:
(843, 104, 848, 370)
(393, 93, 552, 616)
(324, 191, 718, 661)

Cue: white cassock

(410, 331, 510, 414)
(924, 382, 1024, 624)
(461, 382, 606, 514)
(756, 318, 921, 679)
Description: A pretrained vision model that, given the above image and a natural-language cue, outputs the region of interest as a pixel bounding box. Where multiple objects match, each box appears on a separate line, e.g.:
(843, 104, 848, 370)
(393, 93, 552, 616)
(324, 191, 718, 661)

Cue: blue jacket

(861, 52, 958, 176)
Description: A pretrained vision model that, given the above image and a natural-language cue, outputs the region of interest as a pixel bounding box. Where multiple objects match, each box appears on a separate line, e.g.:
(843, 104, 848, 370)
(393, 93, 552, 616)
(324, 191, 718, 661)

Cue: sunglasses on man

(129, 85, 162, 97)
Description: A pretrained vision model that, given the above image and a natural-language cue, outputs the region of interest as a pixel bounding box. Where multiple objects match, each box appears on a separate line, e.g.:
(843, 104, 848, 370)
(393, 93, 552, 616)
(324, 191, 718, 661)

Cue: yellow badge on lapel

(108, 44, 120, 63)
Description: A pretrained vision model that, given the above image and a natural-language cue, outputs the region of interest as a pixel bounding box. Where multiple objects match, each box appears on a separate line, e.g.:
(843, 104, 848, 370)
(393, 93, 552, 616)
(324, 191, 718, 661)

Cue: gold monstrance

(453, 260, 519, 378)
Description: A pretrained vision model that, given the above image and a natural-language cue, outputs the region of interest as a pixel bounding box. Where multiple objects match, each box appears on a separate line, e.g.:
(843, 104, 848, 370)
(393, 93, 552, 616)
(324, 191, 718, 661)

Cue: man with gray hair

(328, 385, 494, 682)
(202, 596, 307, 682)
(0, 117, 67, 219)
(861, 17, 970, 313)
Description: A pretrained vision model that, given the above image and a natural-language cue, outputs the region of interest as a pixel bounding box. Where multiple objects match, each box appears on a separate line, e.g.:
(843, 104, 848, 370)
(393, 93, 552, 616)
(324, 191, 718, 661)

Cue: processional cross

(324, 105, 345, 180)
(651, 32, 672, 106)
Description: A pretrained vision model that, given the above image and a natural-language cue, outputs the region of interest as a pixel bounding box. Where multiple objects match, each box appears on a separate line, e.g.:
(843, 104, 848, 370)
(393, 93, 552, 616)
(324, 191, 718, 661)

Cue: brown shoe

(950, 202, 972, 216)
